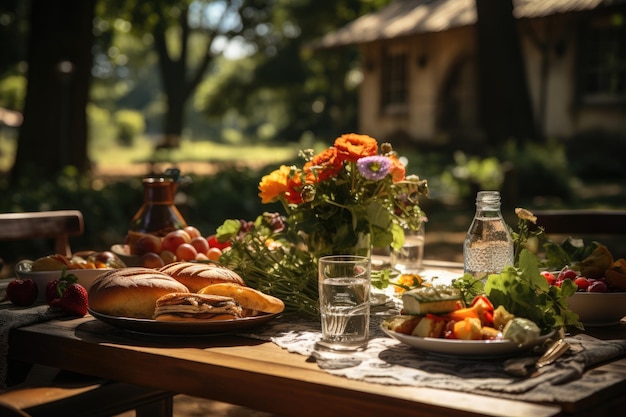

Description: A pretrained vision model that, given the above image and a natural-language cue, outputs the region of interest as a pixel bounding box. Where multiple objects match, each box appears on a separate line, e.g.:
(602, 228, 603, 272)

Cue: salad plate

(89, 309, 281, 336)
(381, 322, 556, 358)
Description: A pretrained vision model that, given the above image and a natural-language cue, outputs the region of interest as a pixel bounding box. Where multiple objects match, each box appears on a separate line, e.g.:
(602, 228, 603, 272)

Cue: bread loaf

(159, 261, 246, 292)
(88, 267, 189, 319)
(198, 283, 284, 316)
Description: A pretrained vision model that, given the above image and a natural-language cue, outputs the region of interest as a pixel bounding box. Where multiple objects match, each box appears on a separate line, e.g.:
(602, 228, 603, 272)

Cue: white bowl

(111, 244, 142, 267)
(567, 292, 626, 327)
(15, 264, 113, 302)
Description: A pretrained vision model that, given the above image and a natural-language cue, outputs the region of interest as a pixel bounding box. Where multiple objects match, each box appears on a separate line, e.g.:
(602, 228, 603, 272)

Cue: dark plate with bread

(87, 263, 285, 335)
(89, 308, 281, 335)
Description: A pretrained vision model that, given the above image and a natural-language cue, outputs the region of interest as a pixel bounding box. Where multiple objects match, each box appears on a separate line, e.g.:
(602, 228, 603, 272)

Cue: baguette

(198, 283, 284, 316)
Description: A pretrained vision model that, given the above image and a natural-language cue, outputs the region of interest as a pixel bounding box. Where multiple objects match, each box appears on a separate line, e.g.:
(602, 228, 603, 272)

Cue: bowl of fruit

(14, 251, 124, 302)
(543, 263, 626, 327)
(113, 226, 228, 269)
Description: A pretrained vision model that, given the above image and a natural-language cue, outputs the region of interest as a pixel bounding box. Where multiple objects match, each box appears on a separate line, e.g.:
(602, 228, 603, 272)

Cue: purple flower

(357, 156, 391, 181)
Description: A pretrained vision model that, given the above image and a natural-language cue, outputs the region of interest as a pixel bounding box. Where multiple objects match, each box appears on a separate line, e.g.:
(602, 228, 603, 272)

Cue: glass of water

(317, 255, 371, 351)
(390, 224, 425, 273)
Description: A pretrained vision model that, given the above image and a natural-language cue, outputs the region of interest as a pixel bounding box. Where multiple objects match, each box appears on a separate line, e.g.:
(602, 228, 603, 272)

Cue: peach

(133, 234, 163, 255)
(190, 236, 210, 255)
(162, 230, 191, 253)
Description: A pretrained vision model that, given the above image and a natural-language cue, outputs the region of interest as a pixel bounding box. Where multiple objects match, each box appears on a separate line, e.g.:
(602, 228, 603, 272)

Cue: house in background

(315, 0, 626, 146)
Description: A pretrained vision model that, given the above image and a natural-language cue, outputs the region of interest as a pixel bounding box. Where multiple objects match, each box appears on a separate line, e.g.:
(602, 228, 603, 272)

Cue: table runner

(241, 268, 626, 405)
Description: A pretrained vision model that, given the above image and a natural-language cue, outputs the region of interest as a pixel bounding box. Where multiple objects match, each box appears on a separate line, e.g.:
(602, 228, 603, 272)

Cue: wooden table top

(3, 260, 626, 417)
(5, 309, 626, 417)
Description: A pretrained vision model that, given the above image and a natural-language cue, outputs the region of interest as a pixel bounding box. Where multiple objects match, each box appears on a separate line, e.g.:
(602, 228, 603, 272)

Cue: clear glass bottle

(129, 176, 187, 237)
(463, 191, 514, 280)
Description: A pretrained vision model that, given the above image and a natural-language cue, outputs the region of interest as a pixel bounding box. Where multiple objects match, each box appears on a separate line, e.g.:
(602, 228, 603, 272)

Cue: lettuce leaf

(485, 249, 583, 333)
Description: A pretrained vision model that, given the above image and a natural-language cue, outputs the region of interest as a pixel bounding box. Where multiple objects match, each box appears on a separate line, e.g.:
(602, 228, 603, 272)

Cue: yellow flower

(258, 165, 291, 203)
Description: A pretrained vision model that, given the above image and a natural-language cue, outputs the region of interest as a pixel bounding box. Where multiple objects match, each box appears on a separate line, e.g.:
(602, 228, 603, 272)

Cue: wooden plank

(7, 317, 563, 417)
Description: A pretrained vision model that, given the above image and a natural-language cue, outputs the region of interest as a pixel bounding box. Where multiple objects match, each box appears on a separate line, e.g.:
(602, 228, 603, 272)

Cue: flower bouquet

(216, 133, 428, 317)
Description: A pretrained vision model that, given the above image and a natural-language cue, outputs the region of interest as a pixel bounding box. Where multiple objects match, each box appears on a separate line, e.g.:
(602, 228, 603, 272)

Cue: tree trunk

(475, 0, 536, 145)
(11, 0, 95, 185)
(153, 4, 215, 150)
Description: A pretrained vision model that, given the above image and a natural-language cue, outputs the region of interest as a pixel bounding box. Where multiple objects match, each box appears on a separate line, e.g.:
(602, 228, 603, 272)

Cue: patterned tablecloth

(241, 268, 626, 404)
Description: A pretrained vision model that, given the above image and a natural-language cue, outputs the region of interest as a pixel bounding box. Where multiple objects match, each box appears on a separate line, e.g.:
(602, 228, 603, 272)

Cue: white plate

(381, 322, 556, 358)
(89, 308, 281, 336)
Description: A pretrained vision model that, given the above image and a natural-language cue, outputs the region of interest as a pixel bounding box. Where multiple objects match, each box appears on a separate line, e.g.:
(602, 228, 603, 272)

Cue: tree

(475, 0, 537, 145)
(198, 0, 392, 142)
(101, 0, 244, 148)
(11, 0, 95, 185)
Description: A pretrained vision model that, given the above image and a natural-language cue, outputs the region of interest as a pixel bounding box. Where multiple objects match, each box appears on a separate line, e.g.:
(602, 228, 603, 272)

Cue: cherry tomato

(557, 269, 578, 281)
(541, 271, 556, 285)
(574, 277, 590, 291)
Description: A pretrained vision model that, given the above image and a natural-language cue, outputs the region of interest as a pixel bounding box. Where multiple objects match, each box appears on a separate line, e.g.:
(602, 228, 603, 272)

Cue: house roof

(313, 0, 623, 49)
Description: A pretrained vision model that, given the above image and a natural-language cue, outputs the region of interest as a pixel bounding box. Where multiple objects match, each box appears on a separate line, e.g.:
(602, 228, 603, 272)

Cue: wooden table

(4, 261, 626, 417)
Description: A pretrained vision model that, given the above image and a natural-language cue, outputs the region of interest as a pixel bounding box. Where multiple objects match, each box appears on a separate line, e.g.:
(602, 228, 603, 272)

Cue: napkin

(481, 335, 626, 394)
(0, 304, 65, 388)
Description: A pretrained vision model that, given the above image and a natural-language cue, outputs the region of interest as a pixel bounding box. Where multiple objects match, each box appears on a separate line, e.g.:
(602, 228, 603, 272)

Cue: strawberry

(6, 278, 38, 306)
(46, 268, 78, 304)
(50, 283, 88, 316)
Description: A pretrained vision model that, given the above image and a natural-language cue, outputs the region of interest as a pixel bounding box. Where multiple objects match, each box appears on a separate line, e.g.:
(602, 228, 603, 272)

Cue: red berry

(50, 283, 88, 316)
(541, 271, 556, 285)
(588, 281, 608, 293)
(6, 278, 38, 306)
(574, 277, 590, 291)
(558, 269, 578, 281)
(45, 279, 61, 304)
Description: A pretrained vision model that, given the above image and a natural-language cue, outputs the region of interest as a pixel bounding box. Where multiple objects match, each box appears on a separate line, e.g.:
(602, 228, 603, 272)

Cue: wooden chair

(0, 210, 84, 258)
(532, 209, 626, 235)
(0, 210, 173, 417)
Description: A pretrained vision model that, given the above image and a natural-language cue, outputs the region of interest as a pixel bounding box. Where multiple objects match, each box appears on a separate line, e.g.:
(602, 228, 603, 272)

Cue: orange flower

(259, 165, 305, 204)
(334, 133, 378, 163)
(258, 165, 291, 203)
(304, 147, 343, 182)
(284, 172, 304, 205)
(388, 154, 406, 183)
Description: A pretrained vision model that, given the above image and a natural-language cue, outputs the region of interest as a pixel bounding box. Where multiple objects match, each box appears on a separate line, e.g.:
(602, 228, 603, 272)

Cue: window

(579, 13, 626, 104)
(381, 51, 409, 114)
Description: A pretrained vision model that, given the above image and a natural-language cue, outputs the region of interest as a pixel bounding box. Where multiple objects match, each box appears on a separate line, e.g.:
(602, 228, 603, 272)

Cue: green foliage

(114, 109, 146, 146)
(500, 139, 572, 200)
(0, 75, 26, 109)
(565, 130, 626, 179)
(441, 151, 506, 199)
(0, 166, 269, 264)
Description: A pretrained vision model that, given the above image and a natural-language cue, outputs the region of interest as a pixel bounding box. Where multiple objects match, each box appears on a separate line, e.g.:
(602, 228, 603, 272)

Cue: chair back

(0, 210, 83, 257)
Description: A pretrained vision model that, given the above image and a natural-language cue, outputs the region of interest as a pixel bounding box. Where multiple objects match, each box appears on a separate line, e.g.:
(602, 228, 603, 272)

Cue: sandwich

(153, 292, 243, 321)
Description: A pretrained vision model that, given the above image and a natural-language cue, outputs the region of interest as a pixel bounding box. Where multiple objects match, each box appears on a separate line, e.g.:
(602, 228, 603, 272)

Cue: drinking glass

(317, 255, 371, 351)
(390, 225, 425, 273)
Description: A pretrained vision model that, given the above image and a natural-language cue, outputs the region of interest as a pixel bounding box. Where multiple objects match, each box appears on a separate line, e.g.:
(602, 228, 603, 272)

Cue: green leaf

(485, 249, 583, 333)
(216, 219, 243, 242)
